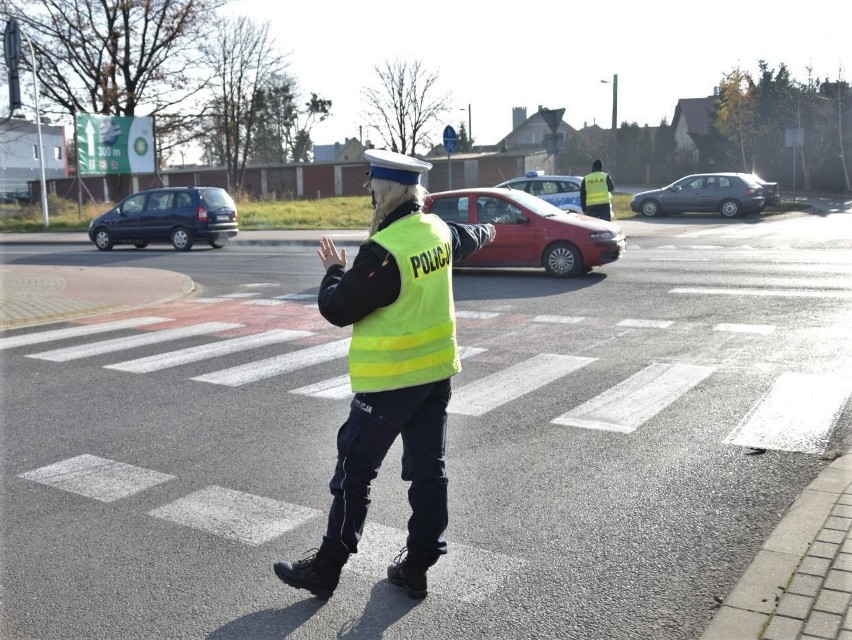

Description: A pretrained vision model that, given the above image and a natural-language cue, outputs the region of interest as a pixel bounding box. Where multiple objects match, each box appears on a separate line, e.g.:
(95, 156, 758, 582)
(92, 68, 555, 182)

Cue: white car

(495, 171, 584, 212)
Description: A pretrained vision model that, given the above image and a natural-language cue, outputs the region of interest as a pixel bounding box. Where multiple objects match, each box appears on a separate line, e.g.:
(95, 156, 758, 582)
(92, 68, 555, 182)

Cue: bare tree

(361, 58, 450, 155)
(250, 79, 332, 164)
(1, 0, 224, 137)
(198, 15, 287, 193)
(823, 69, 850, 192)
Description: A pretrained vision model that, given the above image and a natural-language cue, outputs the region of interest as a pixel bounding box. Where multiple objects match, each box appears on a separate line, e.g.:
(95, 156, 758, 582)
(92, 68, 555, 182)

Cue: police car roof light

(526, 170, 544, 177)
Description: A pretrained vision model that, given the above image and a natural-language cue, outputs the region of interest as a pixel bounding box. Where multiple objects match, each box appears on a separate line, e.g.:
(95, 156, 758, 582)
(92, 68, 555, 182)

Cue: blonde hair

(368, 177, 429, 236)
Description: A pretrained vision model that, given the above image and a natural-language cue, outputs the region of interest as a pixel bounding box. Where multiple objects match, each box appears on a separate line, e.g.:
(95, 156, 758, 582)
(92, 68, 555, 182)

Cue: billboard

(76, 114, 155, 175)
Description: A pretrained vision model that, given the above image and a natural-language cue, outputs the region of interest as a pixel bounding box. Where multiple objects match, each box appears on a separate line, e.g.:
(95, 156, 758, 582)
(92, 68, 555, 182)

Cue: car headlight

(589, 230, 615, 241)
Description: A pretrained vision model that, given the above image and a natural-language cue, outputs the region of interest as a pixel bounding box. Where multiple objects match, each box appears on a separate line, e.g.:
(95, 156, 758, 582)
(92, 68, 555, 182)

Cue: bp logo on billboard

(76, 114, 155, 176)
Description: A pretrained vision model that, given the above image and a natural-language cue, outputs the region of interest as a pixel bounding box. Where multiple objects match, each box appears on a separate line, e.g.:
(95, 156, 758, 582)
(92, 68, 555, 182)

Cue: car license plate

(217, 214, 230, 221)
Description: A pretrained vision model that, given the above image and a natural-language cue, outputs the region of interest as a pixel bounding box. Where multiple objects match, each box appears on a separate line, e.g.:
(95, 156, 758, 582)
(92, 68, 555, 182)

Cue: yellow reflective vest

(584, 171, 612, 206)
(348, 212, 461, 392)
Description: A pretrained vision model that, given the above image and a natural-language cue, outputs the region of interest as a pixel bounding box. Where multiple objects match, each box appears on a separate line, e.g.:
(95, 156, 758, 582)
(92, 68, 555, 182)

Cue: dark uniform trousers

(584, 203, 613, 221)
(320, 377, 452, 569)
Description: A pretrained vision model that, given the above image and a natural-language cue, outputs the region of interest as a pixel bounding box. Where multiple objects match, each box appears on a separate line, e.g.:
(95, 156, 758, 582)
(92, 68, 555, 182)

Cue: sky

(221, 0, 847, 153)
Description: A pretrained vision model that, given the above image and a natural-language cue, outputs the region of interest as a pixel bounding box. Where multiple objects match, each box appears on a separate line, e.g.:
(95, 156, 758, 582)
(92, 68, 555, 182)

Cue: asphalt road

(2, 209, 851, 639)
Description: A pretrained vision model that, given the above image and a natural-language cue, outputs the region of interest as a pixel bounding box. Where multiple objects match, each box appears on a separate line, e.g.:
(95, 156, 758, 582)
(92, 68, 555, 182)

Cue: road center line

(671, 287, 852, 298)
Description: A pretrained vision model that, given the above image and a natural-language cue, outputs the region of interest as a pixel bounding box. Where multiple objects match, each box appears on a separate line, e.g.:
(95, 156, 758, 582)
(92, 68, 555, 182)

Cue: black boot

(273, 548, 342, 600)
(387, 548, 429, 599)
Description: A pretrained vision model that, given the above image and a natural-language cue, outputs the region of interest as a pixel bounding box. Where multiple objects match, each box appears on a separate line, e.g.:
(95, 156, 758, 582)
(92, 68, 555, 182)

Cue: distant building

(671, 96, 717, 165)
(0, 117, 68, 197)
(497, 106, 579, 153)
(313, 137, 368, 163)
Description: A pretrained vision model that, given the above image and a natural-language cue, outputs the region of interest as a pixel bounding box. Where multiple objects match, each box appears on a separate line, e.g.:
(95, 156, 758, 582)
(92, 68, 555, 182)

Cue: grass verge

(0, 192, 797, 233)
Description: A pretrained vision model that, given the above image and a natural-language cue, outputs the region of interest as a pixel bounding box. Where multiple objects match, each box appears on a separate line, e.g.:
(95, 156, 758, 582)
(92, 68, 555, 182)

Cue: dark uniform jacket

(319, 201, 493, 327)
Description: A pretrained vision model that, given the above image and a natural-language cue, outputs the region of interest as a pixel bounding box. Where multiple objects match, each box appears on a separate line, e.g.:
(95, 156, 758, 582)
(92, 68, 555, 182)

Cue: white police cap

(365, 149, 432, 185)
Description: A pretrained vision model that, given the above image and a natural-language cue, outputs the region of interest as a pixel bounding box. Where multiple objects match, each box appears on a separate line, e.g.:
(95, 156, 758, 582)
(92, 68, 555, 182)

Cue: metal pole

(21, 30, 49, 228)
(792, 144, 797, 204)
(468, 104, 472, 146)
(611, 74, 618, 176)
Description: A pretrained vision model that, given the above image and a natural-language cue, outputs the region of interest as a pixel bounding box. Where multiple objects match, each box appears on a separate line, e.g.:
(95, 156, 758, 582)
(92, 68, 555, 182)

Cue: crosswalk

(8, 300, 851, 603)
(17, 452, 521, 603)
(6, 305, 849, 456)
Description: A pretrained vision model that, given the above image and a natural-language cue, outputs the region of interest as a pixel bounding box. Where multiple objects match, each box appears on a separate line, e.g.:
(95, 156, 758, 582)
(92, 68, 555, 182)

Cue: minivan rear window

(200, 188, 236, 209)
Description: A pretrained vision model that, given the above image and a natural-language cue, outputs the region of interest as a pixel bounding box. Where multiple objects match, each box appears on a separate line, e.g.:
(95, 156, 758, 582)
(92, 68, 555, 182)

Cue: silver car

(630, 173, 765, 218)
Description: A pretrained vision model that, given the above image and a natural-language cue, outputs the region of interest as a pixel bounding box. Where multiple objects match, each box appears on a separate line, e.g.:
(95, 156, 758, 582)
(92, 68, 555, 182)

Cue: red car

(423, 187, 626, 277)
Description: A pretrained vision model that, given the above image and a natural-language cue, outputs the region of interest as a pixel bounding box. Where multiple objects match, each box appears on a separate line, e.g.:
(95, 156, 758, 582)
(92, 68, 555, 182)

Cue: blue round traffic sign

(443, 125, 458, 154)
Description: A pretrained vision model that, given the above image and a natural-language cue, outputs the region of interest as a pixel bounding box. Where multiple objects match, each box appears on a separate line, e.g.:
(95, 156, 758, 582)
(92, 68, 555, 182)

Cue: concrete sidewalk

(0, 234, 850, 639)
(0, 263, 194, 328)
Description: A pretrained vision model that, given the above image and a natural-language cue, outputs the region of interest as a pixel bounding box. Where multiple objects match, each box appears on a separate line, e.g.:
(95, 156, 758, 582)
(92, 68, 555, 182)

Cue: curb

(700, 454, 852, 639)
(0, 230, 370, 246)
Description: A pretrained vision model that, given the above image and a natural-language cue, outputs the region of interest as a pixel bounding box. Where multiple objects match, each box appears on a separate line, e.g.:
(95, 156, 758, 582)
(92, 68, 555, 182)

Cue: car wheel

(133, 241, 148, 249)
(93, 228, 114, 251)
(208, 239, 227, 249)
(640, 199, 661, 217)
(720, 199, 741, 218)
(171, 227, 193, 251)
(543, 242, 582, 278)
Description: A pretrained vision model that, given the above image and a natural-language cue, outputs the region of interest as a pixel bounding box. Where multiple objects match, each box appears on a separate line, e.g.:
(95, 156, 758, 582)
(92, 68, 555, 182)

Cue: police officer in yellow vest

(273, 149, 496, 600)
(580, 158, 615, 221)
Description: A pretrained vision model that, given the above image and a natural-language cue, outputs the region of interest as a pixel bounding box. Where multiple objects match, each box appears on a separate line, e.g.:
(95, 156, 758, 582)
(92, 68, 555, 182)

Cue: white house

(0, 117, 67, 197)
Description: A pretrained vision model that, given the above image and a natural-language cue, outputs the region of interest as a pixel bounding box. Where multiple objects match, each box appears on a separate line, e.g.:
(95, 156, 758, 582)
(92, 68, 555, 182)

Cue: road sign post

(785, 128, 804, 203)
(539, 108, 565, 172)
(443, 125, 458, 190)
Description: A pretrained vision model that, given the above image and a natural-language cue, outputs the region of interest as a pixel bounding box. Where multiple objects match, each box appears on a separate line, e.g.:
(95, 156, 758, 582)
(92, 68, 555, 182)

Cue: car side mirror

(516, 215, 529, 224)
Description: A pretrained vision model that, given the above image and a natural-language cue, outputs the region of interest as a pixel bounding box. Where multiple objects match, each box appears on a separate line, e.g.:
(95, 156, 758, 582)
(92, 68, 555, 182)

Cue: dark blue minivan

(88, 186, 239, 251)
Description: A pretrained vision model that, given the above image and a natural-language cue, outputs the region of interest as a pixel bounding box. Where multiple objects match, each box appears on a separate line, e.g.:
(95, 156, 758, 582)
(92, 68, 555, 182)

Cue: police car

(495, 171, 584, 213)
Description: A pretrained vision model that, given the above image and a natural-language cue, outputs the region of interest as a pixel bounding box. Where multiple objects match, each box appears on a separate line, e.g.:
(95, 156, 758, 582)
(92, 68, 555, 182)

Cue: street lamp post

(601, 74, 618, 174)
(459, 104, 472, 150)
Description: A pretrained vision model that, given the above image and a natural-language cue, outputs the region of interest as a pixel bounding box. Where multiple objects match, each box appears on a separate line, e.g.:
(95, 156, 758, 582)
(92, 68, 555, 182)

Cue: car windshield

(504, 189, 572, 218)
(200, 188, 236, 209)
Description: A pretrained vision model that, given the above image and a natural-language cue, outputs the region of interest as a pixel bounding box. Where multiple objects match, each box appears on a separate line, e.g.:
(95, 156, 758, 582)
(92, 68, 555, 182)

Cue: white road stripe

(676, 227, 751, 238)
(449, 354, 596, 416)
(104, 329, 313, 373)
(192, 338, 351, 386)
(618, 319, 674, 329)
(0, 316, 171, 350)
(671, 287, 852, 299)
(275, 294, 316, 300)
(242, 299, 289, 306)
(532, 315, 585, 324)
(552, 363, 715, 433)
(725, 372, 852, 454)
(217, 292, 260, 298)
(291, 346, 487, 399)
(17, 454, 175, 503)
(714, 323, 776, 335)
(291, 373, 352, 399)
(27, 322, 242, 362)
(349, 522, 526, 604)
(456, 311, 502, 319)
(148, 486, 322, 546)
